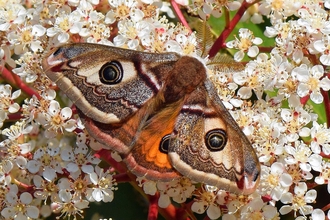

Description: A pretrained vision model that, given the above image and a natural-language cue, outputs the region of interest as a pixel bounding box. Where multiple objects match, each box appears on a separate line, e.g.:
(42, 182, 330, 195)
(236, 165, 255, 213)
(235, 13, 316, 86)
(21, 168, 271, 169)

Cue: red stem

(95, 149, 127, 174)
(320, 152, 330, 159)
(159, 203, 188, 220)
(148, 194, 160, 220)
(182, 201, 196, 219)
(208, 0, 254, 58)
(258, 46, 273, 53)
(7, 112, 23, 121)
(300, 95, 310, 105)
(321, 89, 330, 127)
(1, 66, 16, 85)
(322, 202, 330, 212)
(2, 67, 41, 99)
(12, 73, 41, 99)
(170, 0, 192, 33)
(13, 178, 35, 192)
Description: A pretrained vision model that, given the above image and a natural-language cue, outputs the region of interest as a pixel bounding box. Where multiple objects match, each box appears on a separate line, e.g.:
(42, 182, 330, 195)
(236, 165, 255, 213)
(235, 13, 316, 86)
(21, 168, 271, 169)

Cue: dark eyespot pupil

(253, 171, 259, 182)
(159, 134, 171, 154)
(103, 67, 117, 80)
(53, 47, 63, 56)
(99, 61, 123, 85)
(205, 129, 227, 151)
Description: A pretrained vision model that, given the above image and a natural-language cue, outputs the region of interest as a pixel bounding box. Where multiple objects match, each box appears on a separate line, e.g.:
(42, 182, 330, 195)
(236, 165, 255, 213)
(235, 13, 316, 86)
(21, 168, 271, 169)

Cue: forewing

(42, 43, 181, 124)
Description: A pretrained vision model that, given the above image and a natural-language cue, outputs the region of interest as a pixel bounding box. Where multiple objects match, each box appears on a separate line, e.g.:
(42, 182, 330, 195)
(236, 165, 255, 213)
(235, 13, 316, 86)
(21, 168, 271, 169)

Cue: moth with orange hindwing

(42, 43, 260, 195)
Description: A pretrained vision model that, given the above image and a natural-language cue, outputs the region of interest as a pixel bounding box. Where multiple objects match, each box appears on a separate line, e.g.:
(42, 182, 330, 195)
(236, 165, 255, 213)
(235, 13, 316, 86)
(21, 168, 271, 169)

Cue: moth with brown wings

(42, 43, 260, 195)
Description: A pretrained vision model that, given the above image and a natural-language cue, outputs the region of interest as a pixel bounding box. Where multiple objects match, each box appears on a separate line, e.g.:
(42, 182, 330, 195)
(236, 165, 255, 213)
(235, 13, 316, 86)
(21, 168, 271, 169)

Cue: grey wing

(168, 79, 260, 194)
(42, 43, 181, 124)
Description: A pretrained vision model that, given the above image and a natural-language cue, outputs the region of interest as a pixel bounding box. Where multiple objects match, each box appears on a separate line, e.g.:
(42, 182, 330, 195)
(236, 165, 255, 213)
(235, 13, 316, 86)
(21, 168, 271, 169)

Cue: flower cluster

(1, 0, 330, 219)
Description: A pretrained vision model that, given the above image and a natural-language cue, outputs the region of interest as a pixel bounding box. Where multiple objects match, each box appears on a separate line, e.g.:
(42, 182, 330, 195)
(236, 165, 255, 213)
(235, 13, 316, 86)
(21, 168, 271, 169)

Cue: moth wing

(42, 43, 181, 124)
(78, 105, 147, 154)
(168, 79, 260, 194)
(79, 87, 175, 155)
(123, 98, 183, 181)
